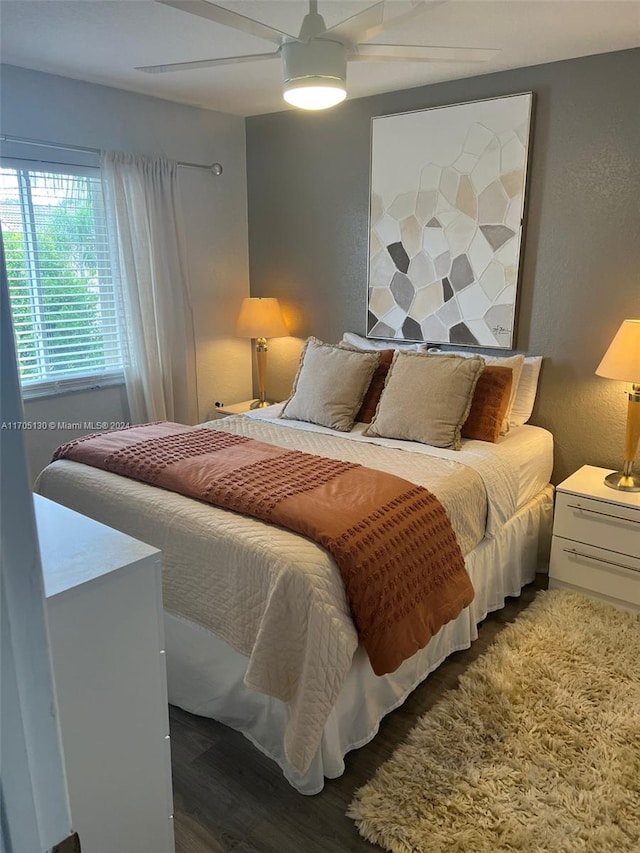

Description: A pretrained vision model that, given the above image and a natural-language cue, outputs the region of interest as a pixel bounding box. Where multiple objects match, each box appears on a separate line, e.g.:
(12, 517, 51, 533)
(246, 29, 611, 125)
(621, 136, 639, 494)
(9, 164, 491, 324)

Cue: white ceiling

(1, 0, 639, 116)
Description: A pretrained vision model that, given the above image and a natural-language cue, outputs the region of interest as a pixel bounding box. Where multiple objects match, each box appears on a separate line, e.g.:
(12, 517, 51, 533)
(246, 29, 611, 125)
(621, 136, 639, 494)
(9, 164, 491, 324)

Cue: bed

(35, 396, 554, 794)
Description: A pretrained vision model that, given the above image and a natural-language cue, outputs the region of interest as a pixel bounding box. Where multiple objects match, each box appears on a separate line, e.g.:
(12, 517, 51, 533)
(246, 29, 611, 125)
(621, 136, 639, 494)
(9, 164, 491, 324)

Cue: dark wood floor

(170, 575, 547, 853)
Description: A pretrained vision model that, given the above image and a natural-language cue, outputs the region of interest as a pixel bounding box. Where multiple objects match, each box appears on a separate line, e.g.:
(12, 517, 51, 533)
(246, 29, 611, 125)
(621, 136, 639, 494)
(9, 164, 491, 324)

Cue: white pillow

(427, 347, 524, 433)
(509, 356, 543, 426)
(341, 332, 423, 352)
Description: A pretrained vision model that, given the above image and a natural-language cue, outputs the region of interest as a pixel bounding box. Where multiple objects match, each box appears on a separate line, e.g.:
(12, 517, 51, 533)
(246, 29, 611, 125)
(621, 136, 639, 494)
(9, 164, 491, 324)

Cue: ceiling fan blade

(352, 44, 499, 63)
(137, 51, 280, 74)
(156, 0, 297, 45)
(326, 0, 447, 47)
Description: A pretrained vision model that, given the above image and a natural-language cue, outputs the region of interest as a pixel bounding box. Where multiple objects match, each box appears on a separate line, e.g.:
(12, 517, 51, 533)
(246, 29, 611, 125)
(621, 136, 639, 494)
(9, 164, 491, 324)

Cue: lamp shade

(235, 297, 288, 339)
(595, 319, 640, 383)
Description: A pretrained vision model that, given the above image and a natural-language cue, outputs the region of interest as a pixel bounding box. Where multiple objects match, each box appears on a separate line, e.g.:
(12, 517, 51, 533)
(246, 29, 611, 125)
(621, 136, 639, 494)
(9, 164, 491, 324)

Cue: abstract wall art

(367, 93, 533, 348)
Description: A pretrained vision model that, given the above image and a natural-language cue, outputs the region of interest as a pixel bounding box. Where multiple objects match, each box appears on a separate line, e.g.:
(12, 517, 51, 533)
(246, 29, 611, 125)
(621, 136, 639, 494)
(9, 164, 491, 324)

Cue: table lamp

(595, 318, 640, 491)
(235, 297, 288, 408)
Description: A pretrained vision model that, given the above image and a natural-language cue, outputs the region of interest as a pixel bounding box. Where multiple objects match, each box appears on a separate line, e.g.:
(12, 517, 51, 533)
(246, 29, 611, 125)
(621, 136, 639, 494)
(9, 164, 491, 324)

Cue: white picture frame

(367, 92, 533, 349)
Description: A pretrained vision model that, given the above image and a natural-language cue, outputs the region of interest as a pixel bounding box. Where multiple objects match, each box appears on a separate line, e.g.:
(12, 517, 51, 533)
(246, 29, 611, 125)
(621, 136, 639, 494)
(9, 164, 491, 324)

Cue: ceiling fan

(138, 0, 499, 110)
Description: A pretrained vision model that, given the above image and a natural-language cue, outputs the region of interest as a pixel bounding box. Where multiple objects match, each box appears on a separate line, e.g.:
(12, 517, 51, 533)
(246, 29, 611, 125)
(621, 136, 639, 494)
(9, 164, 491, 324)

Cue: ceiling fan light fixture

(281, 39, 347, 111)
(283, 78, 346, 110)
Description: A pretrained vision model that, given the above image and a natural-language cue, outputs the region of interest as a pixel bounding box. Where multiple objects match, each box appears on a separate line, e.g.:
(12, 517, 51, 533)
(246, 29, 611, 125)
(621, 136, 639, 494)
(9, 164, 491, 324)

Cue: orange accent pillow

(462, 365, 513, 443)
(356, 349, 394, 423)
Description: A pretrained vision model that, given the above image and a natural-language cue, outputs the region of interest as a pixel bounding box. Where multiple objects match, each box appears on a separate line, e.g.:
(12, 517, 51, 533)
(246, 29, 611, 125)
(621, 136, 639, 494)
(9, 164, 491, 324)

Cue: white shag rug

(348, 590, 640, 853)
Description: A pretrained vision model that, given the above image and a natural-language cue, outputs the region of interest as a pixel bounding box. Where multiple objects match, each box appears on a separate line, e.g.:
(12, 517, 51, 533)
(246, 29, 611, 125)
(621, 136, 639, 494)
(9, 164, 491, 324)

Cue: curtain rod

(0, 134, 223, 176)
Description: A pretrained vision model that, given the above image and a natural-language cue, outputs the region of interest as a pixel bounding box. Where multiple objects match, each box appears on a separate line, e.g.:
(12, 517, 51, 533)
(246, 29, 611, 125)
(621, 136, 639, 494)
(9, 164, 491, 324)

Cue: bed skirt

(165, 485, 554, 794)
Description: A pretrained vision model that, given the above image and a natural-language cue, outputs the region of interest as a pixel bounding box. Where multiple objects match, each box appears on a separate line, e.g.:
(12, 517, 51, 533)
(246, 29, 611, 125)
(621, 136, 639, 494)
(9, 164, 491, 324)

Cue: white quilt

(35, 414, 519, 775)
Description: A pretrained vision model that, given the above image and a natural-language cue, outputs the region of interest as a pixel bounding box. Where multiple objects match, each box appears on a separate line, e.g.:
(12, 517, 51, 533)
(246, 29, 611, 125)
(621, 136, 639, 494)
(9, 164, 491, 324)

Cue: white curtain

(101, 151, 197, 424)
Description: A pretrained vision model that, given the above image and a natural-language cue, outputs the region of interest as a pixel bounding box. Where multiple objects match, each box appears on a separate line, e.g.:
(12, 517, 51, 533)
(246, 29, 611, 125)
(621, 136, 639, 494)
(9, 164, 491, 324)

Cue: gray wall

(1, 65, 252, 480)
(246, 48, 640, 483)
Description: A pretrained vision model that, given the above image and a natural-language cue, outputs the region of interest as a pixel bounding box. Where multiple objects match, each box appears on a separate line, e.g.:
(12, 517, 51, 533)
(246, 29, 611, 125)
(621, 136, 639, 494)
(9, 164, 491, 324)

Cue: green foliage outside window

(1, 167, 121, 386)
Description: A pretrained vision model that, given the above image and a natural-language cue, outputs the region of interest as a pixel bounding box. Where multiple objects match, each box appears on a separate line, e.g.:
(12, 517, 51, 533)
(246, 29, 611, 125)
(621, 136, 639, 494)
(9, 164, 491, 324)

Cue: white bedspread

(232, 405, 522, 533)
(34, 415, 545, 775)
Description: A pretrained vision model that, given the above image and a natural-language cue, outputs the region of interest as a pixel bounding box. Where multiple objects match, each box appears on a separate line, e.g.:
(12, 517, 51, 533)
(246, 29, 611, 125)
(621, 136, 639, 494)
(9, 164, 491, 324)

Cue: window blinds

(0, 164, 124, 392)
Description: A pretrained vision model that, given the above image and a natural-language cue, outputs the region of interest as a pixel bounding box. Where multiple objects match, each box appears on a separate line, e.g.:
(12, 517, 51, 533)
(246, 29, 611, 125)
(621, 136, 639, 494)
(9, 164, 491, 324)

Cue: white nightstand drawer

(554, 491, 640, 558)
(550, 535, 640, 606)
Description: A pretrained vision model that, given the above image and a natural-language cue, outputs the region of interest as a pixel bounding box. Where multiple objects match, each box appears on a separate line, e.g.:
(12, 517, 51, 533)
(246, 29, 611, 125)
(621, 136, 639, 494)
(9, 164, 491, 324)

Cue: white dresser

(549, 465, 640, 613)
(36, 494, 175, 853)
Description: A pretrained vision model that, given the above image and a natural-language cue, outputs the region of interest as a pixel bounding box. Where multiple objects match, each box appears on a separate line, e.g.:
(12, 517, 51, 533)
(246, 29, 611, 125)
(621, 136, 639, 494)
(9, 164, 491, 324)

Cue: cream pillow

(364, 351, 484, 450)
(280, 337, 379, 432)
(427, 347, 525, 433)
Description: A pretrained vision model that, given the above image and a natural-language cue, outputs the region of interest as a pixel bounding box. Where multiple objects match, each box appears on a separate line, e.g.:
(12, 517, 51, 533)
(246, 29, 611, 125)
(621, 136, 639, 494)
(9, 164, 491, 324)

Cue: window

(0, 163, 124, 397)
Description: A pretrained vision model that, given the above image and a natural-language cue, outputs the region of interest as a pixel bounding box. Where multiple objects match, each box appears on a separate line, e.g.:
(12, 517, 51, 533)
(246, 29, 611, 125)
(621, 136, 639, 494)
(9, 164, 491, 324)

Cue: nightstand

(210, 400, 260, 419)
(549, 465, 640, 613)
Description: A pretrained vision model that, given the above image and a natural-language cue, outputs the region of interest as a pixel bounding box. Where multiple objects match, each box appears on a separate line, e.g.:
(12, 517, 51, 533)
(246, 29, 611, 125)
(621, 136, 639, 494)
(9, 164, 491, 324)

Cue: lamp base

(604, 470, 640, 492)
(250, 400, 272, 409)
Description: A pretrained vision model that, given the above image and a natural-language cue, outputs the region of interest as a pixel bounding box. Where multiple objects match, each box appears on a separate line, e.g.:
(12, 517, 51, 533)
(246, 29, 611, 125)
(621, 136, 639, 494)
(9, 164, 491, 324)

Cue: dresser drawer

(554, 491, 640, 558)
(550, 535, 640, 605)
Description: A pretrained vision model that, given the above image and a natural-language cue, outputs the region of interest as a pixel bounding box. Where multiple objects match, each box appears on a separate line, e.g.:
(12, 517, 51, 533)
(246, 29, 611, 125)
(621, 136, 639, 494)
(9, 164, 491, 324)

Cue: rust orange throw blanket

(53, 422, 474, 675)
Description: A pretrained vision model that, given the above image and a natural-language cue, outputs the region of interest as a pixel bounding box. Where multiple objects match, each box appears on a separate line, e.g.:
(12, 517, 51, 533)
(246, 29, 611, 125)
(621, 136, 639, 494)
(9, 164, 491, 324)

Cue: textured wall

(246, 49, 640, 483)
(1, 65, 252, 479)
